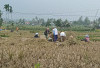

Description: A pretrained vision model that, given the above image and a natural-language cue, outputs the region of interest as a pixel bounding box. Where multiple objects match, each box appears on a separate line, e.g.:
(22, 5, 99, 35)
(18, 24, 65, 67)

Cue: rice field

(0, 30, 100, 68)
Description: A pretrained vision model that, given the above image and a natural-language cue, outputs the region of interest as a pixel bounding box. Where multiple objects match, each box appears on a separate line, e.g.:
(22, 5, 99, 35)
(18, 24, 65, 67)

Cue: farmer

(60, 31, 66, 42)
(16, 27, 19, 32)
(48, 32, 53, 42)
(81, 34, 90, 42)
(44, 28, 50, 39)
(52, 27, 58, 42)
(34, 33, 39, 38)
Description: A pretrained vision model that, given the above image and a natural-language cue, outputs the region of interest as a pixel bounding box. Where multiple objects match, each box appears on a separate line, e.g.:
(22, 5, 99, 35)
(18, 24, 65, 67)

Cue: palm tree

(4, 4, 13, 22)
(9, 6, 13, 19)
(0, 10, 2, 17)
(0, 10, 3, 27)
(4, 4, 10, 22)
(4, 4, 9, 11)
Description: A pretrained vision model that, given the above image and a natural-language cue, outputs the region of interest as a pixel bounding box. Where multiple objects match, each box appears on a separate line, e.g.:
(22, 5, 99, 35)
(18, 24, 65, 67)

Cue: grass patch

(91, 39, 100, 41)
(77, 36, 84, 40)
(77, 36, 100, 41)
(90, 35, 100, 37)
(34, 63, 40, 68)
(0, 34, 9, 37)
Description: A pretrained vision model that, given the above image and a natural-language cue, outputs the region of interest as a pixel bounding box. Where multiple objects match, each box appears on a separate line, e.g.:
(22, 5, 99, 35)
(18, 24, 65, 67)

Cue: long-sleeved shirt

(60, 32, 66, 36)
(52, 28, 58, 35)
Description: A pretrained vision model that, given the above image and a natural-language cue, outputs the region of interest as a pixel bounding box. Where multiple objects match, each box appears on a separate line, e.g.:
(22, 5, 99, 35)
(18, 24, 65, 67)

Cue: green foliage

(91, 39, 100, 41)
(95, 29, 100, 32)
(18, 19, 25, 25)
(9, 6, 13, 13)
(0, 10, 3, 27)
(61, 19, 71, 28)
(11, 23, 14, 26)
(29, 17, 45, 26)
(4, 4, 13, 13)
(84, 17, 91, 25)
(72, 16, 91, 26)
(41, 22, 46, 26)
(54, 19, 62, 27)
(0, 34, 9, 37)
(4, 4, 10, 12)
(46, 19, 51, 26)
(77, 36, 84, 40)
(68, 26, 92, 31)
(34, 63, 40, 68)
(0, 18, 3, 27)
(73, 16, 83, 25)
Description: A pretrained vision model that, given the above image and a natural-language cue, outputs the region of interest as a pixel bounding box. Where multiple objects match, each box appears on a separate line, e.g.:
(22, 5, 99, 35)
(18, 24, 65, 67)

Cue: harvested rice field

(0, 30, 100, 68)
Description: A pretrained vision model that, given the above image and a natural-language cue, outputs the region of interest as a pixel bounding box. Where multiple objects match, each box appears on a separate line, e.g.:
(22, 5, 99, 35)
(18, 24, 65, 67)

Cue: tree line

(1, 4, 100, 30)
(13, 16, 100, 29)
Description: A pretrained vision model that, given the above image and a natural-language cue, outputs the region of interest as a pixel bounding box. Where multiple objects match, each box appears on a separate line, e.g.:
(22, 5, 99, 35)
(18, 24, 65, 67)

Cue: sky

(0, 0, 100, 21)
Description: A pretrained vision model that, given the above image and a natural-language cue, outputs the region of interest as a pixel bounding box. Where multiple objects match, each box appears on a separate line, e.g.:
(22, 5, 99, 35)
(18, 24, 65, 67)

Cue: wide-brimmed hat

(35, 33, 38, 35)
(85, 35, 89, 37)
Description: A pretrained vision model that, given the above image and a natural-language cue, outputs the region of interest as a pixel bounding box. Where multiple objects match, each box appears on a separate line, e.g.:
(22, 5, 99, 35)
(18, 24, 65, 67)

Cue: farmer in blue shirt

(52, 27, 58, 42)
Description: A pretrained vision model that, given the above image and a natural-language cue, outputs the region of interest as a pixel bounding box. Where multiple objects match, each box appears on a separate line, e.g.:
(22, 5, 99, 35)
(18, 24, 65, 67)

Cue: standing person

(16, 27, 19, 32)
(60, 31, 66, 42)
(52, 27, 58, 42)
(44, 28, 50, 39)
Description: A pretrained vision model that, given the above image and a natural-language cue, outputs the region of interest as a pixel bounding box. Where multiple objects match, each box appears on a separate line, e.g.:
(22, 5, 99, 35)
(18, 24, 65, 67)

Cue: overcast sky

(0, 0, 100, 20)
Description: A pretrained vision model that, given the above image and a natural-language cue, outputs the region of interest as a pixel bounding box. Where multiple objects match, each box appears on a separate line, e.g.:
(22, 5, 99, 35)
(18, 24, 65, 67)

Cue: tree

(77, 16, 83, 25)
(54, 19, 62, 27)
(98, 18, 100, 24)
(4, 4, 13, 21)
(4, 4, 9, 21)
(46, 19, 51, 26)
(9, 6, 13, 19)
(4, 4, 9, 12)
(41, 22, 46, 26)
(62, 19, 70, 27)
(0, 10, 3, 27)
(35, 17, 39, 25)
(72, 21, 78, 25)
(72, 16, 83, 25)
(18, 19, 25, 25)
(40, 18, 45, 26)
(30, 17, 44, 25)
(84, 17, 90, 25)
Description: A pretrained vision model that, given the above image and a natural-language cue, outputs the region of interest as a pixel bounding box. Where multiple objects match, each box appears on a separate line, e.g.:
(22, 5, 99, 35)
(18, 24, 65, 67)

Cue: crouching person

(60, 31, 66, 42)
(34, 33, 39, 38)
(48, 32, 53, 42)
(48, 37, 53, 42)
(81, 35, 90, 42)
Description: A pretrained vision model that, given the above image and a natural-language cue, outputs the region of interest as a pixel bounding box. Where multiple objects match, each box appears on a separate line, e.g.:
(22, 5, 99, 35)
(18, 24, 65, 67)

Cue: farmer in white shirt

(52, 27, 58, 42)
(60, 31, 66, 42)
